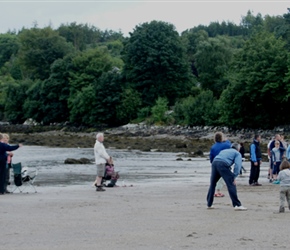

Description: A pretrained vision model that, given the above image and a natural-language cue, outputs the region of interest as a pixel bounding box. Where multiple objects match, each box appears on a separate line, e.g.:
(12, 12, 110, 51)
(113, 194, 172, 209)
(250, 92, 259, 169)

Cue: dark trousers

(0, 159, 7, 194)
(207, 160, 242, 207)
(4, 165, 10, 191)
(249, 161, 260, 184)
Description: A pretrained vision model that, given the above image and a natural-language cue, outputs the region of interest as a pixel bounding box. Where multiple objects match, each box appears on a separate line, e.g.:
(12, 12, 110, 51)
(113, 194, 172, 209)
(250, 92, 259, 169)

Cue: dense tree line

(0, 9, 290, 129)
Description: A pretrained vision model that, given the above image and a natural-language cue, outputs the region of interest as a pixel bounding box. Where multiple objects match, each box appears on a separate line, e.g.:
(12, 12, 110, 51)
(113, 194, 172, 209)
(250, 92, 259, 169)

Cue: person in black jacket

(0, 133, 22, 194)
(239, 143, 247, 175)
(249, 135, 262, 186)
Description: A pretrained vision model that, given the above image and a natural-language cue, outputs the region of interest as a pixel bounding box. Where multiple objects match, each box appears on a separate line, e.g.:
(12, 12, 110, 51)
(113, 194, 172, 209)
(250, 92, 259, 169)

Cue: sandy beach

(1, 182, 286, 250)
(1, 153, 287, 250)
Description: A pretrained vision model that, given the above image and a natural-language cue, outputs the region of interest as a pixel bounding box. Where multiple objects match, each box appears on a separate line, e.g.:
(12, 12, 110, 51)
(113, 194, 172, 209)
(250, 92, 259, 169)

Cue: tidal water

(9, 146, 214, 187)
(10, 146, 267, 187)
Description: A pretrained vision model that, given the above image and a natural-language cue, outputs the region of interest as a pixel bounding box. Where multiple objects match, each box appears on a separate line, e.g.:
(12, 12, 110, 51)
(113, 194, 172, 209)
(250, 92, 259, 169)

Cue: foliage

(219, 32, 290, 129)
(116, 88, 142, 124)
(122, 20, 194, 106)
(194, 36, 234, 97)
(58, 22, 102, 50)
(17, 27, 75, 80)
(0, 34, 20, 69)
(137, 107, 151, 122)
(89, 71, 123, 126)
(0, 10, 290, 129)
(151, 97, 169, 124)
(67, 47, 124, 125)
(173, 90, 218, 126)
(2, 79, 30, 123)
(69, 69, 123, 126)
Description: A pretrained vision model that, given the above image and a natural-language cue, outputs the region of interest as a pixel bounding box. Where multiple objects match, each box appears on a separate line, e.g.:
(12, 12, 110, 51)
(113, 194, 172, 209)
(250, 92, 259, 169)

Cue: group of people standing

(207, 132, 290, 212)
(0, 133, 22, 195)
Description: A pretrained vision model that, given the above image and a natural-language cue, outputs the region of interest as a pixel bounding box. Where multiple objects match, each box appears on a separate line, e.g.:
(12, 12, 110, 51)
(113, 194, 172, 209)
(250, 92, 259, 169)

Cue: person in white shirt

(94, 133, 111, 191)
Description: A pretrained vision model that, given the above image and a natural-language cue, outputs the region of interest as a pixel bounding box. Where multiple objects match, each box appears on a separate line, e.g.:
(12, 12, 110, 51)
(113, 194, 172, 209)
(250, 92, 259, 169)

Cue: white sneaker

(234, 205, 247, 211)
(207, 206, 215, 209)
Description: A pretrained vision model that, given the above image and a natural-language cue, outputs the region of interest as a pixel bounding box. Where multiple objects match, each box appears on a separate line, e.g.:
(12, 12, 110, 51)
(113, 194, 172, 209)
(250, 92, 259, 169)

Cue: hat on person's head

(231, 142, 240, 150)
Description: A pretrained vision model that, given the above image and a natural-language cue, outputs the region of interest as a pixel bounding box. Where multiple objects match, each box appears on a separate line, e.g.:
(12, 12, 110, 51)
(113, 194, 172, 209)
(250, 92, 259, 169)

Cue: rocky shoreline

(2, 124, 289, 157)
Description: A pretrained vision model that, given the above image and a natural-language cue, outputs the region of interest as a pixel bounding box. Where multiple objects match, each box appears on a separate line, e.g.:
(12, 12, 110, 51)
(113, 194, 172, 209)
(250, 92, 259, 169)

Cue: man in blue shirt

(207, 143, 247, 211)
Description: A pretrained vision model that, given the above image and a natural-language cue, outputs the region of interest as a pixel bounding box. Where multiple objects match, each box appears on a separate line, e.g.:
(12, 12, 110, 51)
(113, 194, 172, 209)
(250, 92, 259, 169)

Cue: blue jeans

(207, 160, 242, 207)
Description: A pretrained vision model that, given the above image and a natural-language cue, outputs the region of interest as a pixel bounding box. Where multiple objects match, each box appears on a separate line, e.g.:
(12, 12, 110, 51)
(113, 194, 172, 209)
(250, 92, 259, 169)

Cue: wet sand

(1, 152, 287, 250)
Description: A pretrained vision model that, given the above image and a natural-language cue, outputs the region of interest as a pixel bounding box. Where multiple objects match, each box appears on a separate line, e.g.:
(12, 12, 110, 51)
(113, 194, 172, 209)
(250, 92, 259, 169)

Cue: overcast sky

(0, 1, 289, 36)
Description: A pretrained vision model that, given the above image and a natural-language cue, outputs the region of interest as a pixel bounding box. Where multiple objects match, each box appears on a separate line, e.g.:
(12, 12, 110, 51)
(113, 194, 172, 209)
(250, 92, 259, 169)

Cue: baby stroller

(102, 162, 120, 187)
(11, 162, 38, 193)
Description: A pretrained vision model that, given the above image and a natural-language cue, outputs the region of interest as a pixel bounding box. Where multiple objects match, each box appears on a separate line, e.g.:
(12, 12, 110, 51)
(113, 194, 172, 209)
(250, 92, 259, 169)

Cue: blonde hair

(3, 133, 9, 140)
(280, 160, 290, 171)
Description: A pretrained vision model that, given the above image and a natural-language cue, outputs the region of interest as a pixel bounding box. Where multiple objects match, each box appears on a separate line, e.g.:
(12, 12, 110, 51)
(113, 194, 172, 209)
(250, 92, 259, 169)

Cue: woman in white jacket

(94, 133, 111, 191)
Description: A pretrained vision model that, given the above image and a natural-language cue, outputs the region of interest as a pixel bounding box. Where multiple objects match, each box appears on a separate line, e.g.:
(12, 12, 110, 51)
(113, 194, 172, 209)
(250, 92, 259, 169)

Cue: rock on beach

(3, 124, 290, 154)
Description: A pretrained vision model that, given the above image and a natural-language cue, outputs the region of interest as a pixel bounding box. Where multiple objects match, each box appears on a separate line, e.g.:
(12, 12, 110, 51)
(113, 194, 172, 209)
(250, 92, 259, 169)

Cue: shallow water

(10, 146, 268, 187)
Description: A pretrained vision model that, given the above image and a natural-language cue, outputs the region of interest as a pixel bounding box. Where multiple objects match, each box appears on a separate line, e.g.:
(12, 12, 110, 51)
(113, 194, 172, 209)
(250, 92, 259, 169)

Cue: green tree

(99, 29, 124, 43)
(173, 90, 218, 126)
(23, 80, 43, 123)
(40, 57, 72, 124)
(68, 48, 123, 126)
(22, 55, 74, 125)
(122, 20, 194, 106)
(116, 88, 142, 124)
(272, 8, 290, 49)
(181, 29, 209, 78)
(58, 22, 102, 50)
(68, 47, 114, 104)
(69, 71, 123, 126)
(0, 33, 19, 69)
(18, 27, 74, 80)
(219, 32, 290, 129)
(194, 36, 234, 97)
(151, 97, 169, 124)
(240, 10, 264, 36)
(1, 79, 30, 123)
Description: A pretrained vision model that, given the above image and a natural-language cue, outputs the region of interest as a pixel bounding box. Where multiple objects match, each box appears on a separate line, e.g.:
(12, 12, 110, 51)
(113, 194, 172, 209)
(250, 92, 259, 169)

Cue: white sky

(0, 1, 289, 36)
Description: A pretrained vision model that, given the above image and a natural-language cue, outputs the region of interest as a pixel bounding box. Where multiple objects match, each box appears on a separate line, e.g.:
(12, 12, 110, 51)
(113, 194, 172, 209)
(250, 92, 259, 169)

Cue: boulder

(64, 158, 91, 164)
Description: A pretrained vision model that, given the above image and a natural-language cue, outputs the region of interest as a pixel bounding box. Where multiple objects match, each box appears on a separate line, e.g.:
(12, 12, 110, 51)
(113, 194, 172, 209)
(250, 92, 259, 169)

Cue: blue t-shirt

(210, 140, 231, 163)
